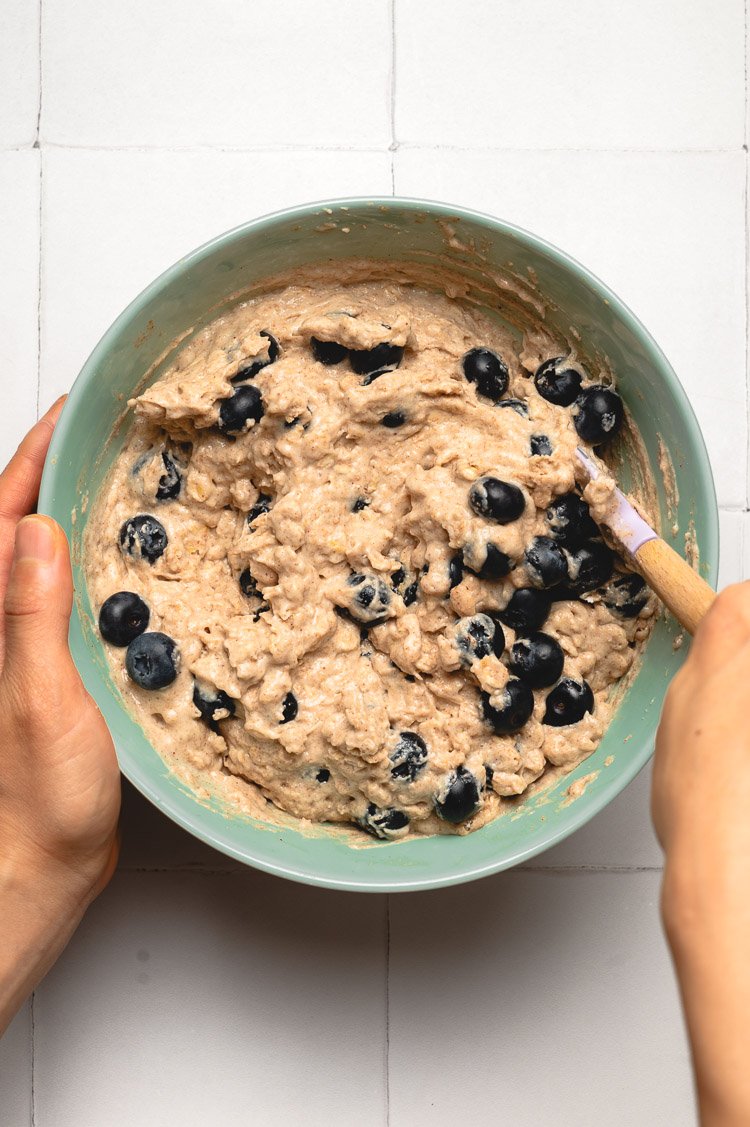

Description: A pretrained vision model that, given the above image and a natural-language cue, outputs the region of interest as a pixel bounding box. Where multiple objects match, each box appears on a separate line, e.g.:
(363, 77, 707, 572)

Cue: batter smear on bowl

(85, 268, 656, 839)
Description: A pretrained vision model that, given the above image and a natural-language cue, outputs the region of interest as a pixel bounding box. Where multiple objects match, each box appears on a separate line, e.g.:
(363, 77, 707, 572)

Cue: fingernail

(14, 517, 56, 564)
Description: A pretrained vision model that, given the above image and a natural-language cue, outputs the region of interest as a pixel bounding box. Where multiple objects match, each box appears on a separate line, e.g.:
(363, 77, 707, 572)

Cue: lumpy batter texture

(84, 267, 655, 839)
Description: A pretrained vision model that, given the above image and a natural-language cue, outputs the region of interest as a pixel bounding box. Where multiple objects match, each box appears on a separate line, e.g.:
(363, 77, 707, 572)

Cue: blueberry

(566, 540, 614, 593)
(496, 398, 529, 417)
(361, 368, 392, 387)
(530, 434, 552, 456)
(481, 680, 535, 735)
(543, 677, 594, 726)
(363, 803, 410, 840)
(498, 587, 550, 632)
(573, 386, 624, 444)
(602, 573, 649, 617)
(316, 768, 331, 783)
(382, 411, 406, 428)
(352, 497, 369, 513)
(484, 764, 494, 789)
(525, 536, 568, 588)
(193, 682, 235, 727)
(155, 452, 183, 501)
(448, 552, 464, 590)
(390, 731, 428, 781)
(544, 493, 598, 547)
(350, 342, 404, 376)
(347, 573, 392, 624)
(218, 384, 264, 435)
(461, 347, 509, 402)
(247, 492, 272, 526)
(391, 565, 406, 588)
(239, 567, 260, 599)
(231, 330, 279, 382)
(453, 613, 505, 664)
(469, 476, 525, 524)
(509, 631, 564, 689)
(125, 632, 179, 690)
(403, 580, 419, 605)
(119, 514, 168, 564)
(434, 765, 481, 824)
(98, 591, 150, 647)
(475, 543, 513, 580)
(281, 691, 298, 723)
(534, 357, 582, 406)
(311, 337, 348, 366)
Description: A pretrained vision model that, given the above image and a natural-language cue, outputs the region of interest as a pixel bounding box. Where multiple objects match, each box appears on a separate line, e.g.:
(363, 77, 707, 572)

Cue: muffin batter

(84, 266, 655, 839)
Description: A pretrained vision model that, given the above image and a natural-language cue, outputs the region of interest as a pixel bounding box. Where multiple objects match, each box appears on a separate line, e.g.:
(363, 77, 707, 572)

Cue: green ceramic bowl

(38, 197, 718, 892)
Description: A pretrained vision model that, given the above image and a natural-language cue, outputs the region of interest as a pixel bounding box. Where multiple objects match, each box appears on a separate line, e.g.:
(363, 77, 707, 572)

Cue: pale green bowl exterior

(38, 198, 718, 892)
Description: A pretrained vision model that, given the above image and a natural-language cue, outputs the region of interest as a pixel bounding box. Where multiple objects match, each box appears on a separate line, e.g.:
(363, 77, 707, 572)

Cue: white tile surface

(0, 0, 39, 146)
(0, 151, 40, 457)
(719, 509, 746, 588)
(395, 0, 745, 151)
(395, 148, 747, 508)
(34, 872, 387, 1127)
(41, 0, 392, 149)
(40, 147, 392, 402)
(389, 871, 696, 1126)
(0, 1002, 32, 1126)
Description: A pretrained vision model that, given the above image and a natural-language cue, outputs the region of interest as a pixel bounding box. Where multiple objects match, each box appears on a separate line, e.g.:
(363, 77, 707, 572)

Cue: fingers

(0, 396, 67, 601)
(1, 515, 77, 691)
(688, 582, 750, 669)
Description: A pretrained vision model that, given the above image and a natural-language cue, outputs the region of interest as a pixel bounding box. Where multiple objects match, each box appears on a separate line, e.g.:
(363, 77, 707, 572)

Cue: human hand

(652, 584, 750, 1125)
(0, 398, 120, 1034)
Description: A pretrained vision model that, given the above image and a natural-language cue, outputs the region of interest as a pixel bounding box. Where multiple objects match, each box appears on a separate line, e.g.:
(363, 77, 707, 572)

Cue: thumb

(2, 516, 76, 682)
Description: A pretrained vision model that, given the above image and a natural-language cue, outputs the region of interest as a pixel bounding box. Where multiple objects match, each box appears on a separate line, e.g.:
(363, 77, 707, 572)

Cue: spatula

(575, 447, 716, 636)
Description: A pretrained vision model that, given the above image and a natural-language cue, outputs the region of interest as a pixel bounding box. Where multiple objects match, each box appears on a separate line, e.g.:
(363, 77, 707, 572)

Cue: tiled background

(1, 1, 747, 1123)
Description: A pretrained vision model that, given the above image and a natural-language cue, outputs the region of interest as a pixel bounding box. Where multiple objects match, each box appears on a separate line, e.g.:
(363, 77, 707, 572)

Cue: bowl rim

(39, 195, 719, 891)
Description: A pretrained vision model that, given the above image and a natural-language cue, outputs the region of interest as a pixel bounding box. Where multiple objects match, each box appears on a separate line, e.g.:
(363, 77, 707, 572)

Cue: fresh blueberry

(218, 384, 264, 435)
(566, 540, 614, 593)
(155, 452, 183, 501)
(362, 803, 410, 839)
(350, 342, 404, 376)
(573, 386, 624, 444)
(347, 573, 392, 624)
(434, 765, 481, 824)
(498, 587, 551, 632)
(448, 551, 464, 590)
(193, 682, 235, 727)
(125, 632, 179, 690)
(402, 579, 419, 605)
(461, 347, 509, 402)
(484, 764, 494, 789)
(481, 680, 535, 735)
(246, 492, 272, 526)
(496, 398, 529, 417)
(119, 514, 168, 564)
(316, 768, 331, 783)
(311, 337, 348, 366)
(602, 573, 649, 617)
(543, 677, 594, 726)
(98, 591, 150, 647)
(509, 631, 564, 689)
(231, 330, 279, 382)
(525, 536, 568, 588)
(544, 493, 598, 547)
(534, 357, 582, 406)
(361, 368, 392, 387)
(391, 565, 406, 588)
(469, 476, 525, 524)
(530, 434, 552, 456)
(281, 691, 298, 723)
(475, 543, 513, 580)
(381, 411, 406, 428)
(453, 614, 505, 664)
(352, 497, 369, 513)
(390, 731, 428, 781)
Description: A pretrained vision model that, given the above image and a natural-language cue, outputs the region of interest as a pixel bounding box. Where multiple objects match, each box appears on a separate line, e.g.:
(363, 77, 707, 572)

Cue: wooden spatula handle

(634, 538, 716, 636)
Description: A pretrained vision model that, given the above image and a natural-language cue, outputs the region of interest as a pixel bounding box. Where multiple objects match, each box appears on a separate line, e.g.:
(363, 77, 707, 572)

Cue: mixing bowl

(38, 197, 718, 892)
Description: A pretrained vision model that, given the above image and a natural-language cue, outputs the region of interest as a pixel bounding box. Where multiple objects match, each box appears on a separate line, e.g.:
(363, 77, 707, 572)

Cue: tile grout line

(744, 0, 749, 515)
(389, 0, 396, 193)
(385, 895, 391, 1127)
(34, 0, 43, 422)
(30, 991, 36, 1127)
(2, 142, 747, 156)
